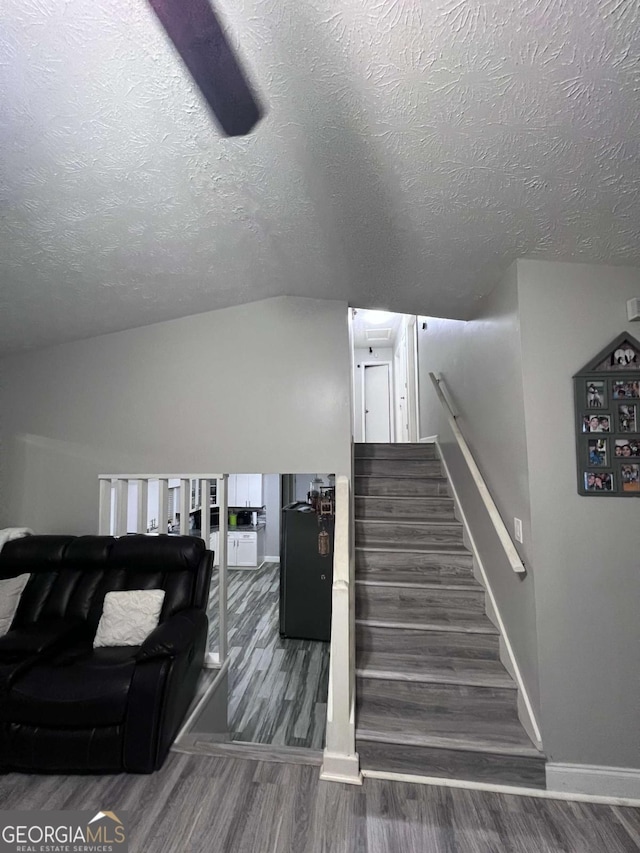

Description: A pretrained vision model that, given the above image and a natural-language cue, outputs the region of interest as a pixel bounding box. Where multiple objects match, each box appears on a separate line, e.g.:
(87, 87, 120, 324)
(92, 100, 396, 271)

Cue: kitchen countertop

(209, 523, 265, 533)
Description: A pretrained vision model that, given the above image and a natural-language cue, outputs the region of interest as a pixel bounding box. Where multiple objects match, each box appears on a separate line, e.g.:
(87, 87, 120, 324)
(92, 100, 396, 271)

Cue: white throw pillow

(0, 574, 30, 637)
(93, 590, 165, 648)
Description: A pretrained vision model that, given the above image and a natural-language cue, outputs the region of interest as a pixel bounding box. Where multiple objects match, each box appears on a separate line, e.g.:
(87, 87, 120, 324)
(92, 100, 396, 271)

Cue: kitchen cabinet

(210, 528, 265, 568)
(228, 474, 263, 508)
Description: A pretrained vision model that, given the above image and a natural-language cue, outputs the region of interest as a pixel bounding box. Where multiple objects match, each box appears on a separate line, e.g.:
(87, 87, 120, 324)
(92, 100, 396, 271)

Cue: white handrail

(320, 473, 362, 785)
(429, 373, 526, 575)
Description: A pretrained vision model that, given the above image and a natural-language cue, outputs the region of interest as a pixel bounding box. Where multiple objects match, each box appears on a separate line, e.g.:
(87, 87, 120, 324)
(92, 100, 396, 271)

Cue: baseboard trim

(320, 751, 363, 785)
(362, 769, 640, 807)
(546, 762, 640, 801)
(419, 435, 438, 443)
(264, 555, 280, 562)
(435, 439, 543, 750)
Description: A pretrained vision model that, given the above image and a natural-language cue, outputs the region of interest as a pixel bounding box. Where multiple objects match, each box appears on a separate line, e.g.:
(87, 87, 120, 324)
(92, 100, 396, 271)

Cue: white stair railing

(320, 474, 362, 785)
(97, 473, 229, 668)
(429, 373, 526, 575)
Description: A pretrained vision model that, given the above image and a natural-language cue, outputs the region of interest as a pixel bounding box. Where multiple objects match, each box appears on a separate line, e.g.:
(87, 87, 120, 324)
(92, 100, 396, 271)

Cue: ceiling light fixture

(365, 310, 393, 325)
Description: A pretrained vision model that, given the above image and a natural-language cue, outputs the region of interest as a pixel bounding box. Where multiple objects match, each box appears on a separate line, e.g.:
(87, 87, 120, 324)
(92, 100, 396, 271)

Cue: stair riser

(357, 678, 519, 722)
(356, 549, 473, 578)
(356, 591, 489, 628)
(356, 521, 464, 547)
(355, 476, 450, 497)
(356, 625, 501, 661)
(355, 459, 443, 478)
(357, 740, 546, 789)
(355, 443, 439, 461)
(355, 496, 456, 520)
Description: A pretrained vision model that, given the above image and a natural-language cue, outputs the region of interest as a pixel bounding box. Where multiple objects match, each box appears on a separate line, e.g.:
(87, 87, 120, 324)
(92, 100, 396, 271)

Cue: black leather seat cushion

(5, 646, 138, 727)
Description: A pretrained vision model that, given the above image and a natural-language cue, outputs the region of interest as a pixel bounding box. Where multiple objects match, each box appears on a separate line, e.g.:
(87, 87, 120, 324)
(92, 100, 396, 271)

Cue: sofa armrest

(135, 608, 208, 662)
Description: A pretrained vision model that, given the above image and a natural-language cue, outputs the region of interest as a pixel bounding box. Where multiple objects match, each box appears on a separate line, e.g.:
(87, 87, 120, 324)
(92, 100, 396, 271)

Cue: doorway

(351, 308, 419, 443)
(364, 362, 392, 441)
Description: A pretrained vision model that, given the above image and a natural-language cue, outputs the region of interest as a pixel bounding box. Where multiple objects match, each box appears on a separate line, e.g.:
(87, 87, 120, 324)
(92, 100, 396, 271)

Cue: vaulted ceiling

(1, 0, 639, 354)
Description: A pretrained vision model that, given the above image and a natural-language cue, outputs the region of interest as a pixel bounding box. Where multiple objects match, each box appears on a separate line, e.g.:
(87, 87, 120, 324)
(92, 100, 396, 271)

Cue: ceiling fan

(147, 0, 263, 136)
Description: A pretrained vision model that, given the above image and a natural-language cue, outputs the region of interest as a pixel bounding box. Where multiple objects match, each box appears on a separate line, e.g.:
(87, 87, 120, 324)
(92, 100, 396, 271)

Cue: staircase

(354, 442, 546, 789)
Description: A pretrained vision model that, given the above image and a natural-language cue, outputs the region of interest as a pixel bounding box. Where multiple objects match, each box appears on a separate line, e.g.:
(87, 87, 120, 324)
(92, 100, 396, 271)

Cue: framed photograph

(621, 464, 640, 493)
(614, 439, 640, 458)
(587, 438, 607, 466)
(586, 380, 606, 408)
(583, 471, 614, 492)
(582, 413, 611, 433)
(612, 380, 640, 400)
(618, 404, 637, 433)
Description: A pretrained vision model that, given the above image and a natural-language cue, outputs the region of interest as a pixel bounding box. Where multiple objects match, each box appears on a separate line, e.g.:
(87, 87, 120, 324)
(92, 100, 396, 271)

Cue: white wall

(518, 260, 640, 769)
(352, 346, 394, 441)
(417, 262, 541, 716)
(0, 296, 352, 534)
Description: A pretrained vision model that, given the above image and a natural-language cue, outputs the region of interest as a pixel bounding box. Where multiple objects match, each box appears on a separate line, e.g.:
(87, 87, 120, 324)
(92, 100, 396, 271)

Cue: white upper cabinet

(228, 474, 263, 508)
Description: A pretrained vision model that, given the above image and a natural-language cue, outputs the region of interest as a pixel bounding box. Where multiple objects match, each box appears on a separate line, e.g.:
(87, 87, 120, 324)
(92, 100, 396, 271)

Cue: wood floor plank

(206, 561, 329, 749)
(2, 753, 637, 853)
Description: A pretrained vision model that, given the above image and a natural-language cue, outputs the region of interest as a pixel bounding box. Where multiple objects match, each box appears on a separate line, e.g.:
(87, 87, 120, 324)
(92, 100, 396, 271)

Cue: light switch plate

(514, 517, 523, 544)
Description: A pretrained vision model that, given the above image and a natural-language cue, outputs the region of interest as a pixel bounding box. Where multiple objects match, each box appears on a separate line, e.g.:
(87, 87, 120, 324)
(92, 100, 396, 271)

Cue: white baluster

(179, 478, 190, 535)
(137, 479, 148, 533)
(157, 479, 168, 535)
(98, 478, 112, 535)
(114, 479, 128, 536)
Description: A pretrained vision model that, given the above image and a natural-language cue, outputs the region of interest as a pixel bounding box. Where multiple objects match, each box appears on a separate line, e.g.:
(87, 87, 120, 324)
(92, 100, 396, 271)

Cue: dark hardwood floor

(207, 562, 330, 748)
(1, 752, 638, 852)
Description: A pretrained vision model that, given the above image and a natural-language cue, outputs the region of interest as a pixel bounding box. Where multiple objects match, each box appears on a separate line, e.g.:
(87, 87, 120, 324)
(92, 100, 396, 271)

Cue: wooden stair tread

(356, 543, 470, 554)
(356, 570, 476, 586)
(355, 728, 543, 759)
(356, 618, 500, 635)
(356, 578, 482, 591)
(356, 655, 515, 689)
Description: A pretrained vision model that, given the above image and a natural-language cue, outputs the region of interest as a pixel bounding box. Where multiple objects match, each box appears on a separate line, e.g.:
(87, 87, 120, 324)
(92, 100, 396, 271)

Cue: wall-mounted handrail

(98, 473, 229, 667)
(428, 373, 526, 575)
(320, 473, 362, 784)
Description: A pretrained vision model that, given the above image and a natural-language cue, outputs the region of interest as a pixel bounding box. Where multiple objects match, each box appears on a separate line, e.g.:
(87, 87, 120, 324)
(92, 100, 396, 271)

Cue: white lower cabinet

(210, 529, 264, 568)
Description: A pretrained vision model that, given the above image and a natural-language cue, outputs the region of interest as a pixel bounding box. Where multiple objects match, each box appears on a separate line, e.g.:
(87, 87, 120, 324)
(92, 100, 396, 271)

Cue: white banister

(136, 479, 148, 534)
(179, 478, 190, 535)
(429, 372, 526, 575)
(98, 479, 112, 535)
(114, 479, 128, 536)
(216, 475, 229, 665)
(320, 473, 362, 785)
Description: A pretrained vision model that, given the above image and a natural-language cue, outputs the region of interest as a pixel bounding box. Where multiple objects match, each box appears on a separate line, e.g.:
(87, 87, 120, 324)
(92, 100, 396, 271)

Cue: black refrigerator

(280, 502, 334, 642)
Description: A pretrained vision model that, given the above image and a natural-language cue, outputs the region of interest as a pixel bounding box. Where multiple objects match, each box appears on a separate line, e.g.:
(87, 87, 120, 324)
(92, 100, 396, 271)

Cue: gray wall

(262, 473, 281, 559)
(417, 262, 541, 716)
(0, 296, 352, 535)
(419, 258, 640, 771)
(518, 260, 640, 768)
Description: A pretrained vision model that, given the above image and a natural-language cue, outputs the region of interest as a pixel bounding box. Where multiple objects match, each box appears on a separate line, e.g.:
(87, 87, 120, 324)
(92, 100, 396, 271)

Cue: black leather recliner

(0, 534, 212, 773)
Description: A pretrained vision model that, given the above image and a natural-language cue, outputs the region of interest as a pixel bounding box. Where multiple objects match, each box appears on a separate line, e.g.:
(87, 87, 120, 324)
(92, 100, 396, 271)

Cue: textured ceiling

(1, 0, 639, 354)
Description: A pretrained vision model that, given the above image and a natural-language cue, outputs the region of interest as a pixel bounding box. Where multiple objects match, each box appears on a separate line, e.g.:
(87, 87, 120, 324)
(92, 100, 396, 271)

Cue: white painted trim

(429, 373, 525, 575)
(546, 763, 640, 800)
(320, 751, 363, 785)
(406, 316, 420, 443)
(99, 473, 226, 480)
(361, 360, 394, 442)
(436, 439, 543, 750)
(264, 555, 280, 562)
(361, 769, 640, 807)
(419, 435, 438, 443)
(203, 651, 221, 669)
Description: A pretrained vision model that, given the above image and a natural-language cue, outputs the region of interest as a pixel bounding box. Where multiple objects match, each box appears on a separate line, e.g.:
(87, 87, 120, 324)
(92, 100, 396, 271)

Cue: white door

(395, 328, 410, 442)
(364, 363, 391, 442)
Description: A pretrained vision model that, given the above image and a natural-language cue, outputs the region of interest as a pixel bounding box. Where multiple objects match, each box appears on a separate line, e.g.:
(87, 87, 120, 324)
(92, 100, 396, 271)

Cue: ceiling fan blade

(147, 0, 263, 136)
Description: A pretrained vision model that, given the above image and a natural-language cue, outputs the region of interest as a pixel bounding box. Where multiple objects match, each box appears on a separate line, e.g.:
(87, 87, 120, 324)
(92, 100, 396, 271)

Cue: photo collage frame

(574, 333, 640, 497)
